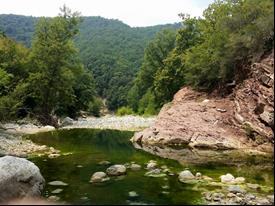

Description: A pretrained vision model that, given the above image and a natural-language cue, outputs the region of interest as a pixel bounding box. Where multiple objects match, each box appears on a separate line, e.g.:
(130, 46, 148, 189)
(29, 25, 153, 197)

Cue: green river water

(26, 129, 274, 205)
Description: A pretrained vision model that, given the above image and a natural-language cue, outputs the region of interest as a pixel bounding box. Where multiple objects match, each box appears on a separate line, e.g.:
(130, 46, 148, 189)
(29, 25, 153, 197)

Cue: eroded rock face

(0, 156, 45, 202)
(131, 52, 274, 152)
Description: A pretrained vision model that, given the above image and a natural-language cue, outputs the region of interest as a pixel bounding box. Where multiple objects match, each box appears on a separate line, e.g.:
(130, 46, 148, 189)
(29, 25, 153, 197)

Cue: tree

(27, 6, 86, 126)
(128, 29, 177, 113)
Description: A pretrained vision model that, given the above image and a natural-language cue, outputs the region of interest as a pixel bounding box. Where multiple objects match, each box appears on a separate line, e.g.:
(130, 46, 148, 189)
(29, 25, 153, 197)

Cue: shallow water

(27, 129, 274, 205)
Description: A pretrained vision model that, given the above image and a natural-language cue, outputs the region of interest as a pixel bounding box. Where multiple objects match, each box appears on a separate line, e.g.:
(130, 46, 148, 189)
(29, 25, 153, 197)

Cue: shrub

(116, 106, 134, 116)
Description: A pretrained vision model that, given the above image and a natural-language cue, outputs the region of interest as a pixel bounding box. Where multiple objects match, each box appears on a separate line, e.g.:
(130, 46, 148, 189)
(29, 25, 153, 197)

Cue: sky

(0, 0, 214, 27)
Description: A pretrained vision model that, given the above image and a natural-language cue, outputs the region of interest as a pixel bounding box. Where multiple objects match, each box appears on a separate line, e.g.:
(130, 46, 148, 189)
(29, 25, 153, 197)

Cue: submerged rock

(90, 172, 109, 183)
(0, 156, 45, 202)
(48, 195, 60, 201)
(130, 164, 142, 171)
(146, 161, 158, 170)
(98, 160, 111, 166)
(145, 169, 166, 178)
(129, 191, 139, 198)
(178, 170, 195, 183)
(48, 181, 68, 186)
(48, 153, 61, 158)
(106, 165, 127, 176)
(51, 189, 63, 194)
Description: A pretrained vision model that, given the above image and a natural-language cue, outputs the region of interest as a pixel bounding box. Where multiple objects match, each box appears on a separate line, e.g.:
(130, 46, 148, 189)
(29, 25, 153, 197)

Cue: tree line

(0, 0, 274, 123)
(0, 14, 180, 111)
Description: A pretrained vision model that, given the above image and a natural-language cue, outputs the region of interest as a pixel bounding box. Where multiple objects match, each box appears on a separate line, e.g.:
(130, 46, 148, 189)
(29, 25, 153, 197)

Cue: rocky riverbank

(61, 115, 156, 131)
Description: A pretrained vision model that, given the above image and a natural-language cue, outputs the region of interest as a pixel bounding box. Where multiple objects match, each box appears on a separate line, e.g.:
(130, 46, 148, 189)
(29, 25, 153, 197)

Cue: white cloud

(0, 0, 213, 26)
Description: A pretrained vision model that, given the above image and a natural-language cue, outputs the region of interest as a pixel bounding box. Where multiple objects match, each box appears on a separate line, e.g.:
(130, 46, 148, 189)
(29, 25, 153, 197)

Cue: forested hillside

(0, 7, 98, 125)
(129, 0, 274, 115)
(0, 14, 180, 110)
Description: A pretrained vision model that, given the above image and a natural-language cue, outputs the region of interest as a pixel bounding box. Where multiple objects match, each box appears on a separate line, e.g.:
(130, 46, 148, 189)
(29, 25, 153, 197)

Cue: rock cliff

(132, 52, 274, 153)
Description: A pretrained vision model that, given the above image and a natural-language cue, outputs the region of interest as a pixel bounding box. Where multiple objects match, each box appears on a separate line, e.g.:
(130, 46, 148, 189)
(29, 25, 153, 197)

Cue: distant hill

(0, 14, 181, 110)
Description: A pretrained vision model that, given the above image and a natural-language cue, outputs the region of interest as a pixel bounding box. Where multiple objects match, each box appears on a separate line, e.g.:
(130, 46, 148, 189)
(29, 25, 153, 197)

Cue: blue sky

(0, 0, 214, 27)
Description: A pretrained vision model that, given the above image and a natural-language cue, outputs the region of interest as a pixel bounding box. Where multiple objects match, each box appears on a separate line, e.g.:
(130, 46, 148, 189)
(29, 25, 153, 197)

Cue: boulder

(90, 172, 109, 183)
(106, 165, 126, 176)
(61, 117, 74, 127)
(227, 185, 246, 194)
(178, 170, 195, 182)
(220, 173, 235, 183)
(0, 156, 45, 202)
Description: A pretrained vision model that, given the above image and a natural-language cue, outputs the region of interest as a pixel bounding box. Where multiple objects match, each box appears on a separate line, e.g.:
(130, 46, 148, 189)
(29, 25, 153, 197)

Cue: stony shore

(0, 115, 155, 157)
(62, 115, 156, 131)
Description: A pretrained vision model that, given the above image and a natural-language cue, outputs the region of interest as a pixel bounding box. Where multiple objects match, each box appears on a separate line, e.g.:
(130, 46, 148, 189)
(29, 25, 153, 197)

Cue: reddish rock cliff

(132, 52, 274, 153)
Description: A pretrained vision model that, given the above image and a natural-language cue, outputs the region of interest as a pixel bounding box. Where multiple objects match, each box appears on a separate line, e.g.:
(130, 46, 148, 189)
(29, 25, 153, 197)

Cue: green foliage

(116, 106, 134, 116)
(137, 90, 158, 115)
(0, 33, 30, 121)
(128, 29, 177, 113)
(183, 0, 274, 90)
(129, 0, 274, 114)
(88, 97, 103, 117)
(0, 14, 181, 111)
(0, 7, 97, 125)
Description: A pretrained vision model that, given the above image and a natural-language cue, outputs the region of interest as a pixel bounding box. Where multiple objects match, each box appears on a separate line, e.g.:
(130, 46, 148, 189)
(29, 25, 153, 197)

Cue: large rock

(0, 156, 45, 202)
(106, 165, 126, 176)
(61, 117, 74, 127)
(220, 173, 235, 183)
(131, 88, 249, 150)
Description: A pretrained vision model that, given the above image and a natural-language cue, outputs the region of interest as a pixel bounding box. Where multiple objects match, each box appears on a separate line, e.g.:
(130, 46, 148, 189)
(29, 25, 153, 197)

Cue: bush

(88, 98, 103, 117)
(116, 106, 134, 116)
